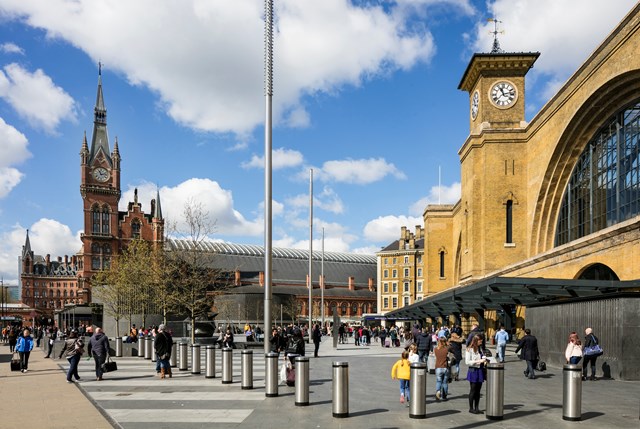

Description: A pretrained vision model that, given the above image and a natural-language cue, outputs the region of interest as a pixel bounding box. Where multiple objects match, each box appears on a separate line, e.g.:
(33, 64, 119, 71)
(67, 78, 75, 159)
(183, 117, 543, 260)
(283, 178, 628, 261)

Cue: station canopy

(384, 276, 640, 320)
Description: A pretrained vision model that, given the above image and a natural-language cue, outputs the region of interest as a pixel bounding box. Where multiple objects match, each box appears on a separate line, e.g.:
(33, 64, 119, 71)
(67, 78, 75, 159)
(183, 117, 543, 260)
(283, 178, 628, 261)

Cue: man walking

(154, 324, 173, 379)
(88, 327, 109, 381)
(515, 328, 539, 379)
(495, 325, 509, 363)
(415, 328, 432, 363)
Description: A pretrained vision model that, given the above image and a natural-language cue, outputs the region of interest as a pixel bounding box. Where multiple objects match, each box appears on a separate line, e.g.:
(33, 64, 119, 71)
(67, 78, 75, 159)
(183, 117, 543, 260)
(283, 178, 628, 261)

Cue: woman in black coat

(515, 328, 539, 379)
(582, 328, 600, 381)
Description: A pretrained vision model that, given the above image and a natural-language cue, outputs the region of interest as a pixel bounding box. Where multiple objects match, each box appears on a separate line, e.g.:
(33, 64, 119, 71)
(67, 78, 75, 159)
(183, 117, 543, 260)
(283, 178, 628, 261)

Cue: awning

(384, 276, 640, 320)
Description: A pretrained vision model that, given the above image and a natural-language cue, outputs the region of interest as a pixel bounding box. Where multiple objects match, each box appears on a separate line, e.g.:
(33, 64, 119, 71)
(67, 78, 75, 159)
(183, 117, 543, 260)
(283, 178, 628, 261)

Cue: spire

(153, 187, 163, 219)
(89, 65, 112, 166)
(488, 18, 505, 54)
(80, 130, 89, 164)
(22, 229, 32, 259)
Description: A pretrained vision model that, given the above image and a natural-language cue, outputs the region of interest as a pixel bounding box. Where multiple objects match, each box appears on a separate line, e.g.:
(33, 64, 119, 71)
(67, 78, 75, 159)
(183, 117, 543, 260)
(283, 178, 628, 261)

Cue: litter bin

(178, 342, 188, 371)
(295, 356, 310, 406)
(222, 348, 233, 384)
(563, 364, 582, 421)
(241, 350, 253, 389)
(332, 361, 349, 418)
(265, 352, 279, 397)
(486, 363, 504, 420)
(409, 362, 427, 419)
(191, 344, 201, 375)
(205, 345, 216, 378)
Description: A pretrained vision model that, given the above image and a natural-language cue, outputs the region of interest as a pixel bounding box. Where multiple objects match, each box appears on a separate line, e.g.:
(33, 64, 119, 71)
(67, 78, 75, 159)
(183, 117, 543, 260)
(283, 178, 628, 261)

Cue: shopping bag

(279, 362, 287, 384)
(101, 356, 118, 373)
(286, 366, 296, 387)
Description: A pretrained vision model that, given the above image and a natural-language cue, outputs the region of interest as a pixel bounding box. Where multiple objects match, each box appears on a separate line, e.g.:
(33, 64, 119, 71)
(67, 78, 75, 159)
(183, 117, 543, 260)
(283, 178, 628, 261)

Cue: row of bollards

(140, 341, 584, 421)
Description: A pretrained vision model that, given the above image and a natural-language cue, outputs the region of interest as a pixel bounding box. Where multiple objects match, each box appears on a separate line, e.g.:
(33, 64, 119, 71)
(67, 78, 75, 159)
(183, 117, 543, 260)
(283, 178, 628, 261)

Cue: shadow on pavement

(349, 408, 388, 417)
(582, 411, 605, 420)
(309, 399, 332, 406)
(426, 409, 461, 418)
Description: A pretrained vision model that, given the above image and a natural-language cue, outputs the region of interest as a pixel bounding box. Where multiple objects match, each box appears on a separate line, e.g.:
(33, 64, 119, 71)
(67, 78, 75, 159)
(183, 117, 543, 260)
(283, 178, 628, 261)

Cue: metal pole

(295, 356, 310, 406)
(321, 228, 324, 327)
(308, 168, 313, 341)
(563, 364, 582, 421)
(205, 345, 216, 378)
(263, 0, 274, 356)
(332, 361, 349, 418)
(486, 363, 504, 420)
(241, 350, 254, 390)
(265, 352, 279, 397)
(409, 362, 427, 419)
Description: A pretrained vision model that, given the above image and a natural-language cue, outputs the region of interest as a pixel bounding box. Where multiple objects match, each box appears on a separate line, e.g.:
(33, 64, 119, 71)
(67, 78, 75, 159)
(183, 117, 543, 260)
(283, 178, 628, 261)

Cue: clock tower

(79, 68, 121, 301)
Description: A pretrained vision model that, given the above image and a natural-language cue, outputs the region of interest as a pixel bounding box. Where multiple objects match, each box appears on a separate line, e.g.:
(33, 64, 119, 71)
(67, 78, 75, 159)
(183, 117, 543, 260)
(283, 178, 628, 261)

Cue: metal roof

(384, 276, 640, 319)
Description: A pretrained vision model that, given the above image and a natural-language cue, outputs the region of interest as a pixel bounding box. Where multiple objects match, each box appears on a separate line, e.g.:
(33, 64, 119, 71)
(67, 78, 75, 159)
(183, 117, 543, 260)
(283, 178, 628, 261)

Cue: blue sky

(0, 0, 636, 283)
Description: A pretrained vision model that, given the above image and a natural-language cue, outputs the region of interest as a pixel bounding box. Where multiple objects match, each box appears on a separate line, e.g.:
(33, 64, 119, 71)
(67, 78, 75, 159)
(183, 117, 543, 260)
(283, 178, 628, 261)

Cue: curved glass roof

(166, 239, 376, 264)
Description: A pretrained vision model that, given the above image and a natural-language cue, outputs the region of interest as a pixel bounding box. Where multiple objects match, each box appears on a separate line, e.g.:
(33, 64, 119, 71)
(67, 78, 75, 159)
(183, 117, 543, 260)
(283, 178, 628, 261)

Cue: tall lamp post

(308, 168, 313, 342)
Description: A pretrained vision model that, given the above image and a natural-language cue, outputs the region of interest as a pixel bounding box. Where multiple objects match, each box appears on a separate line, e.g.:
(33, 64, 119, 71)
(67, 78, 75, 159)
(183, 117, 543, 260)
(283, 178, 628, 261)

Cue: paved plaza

(1, 339, 639, 428)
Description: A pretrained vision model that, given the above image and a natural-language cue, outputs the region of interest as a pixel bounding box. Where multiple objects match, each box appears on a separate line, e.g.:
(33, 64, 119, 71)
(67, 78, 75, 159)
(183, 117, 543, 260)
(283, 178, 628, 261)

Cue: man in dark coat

(415, 328, 432, 363)
(312, 323, 322, 357)
(515, 328, 540, 379)
(88, 327, 109, 381)
(154, 324, 173, 378)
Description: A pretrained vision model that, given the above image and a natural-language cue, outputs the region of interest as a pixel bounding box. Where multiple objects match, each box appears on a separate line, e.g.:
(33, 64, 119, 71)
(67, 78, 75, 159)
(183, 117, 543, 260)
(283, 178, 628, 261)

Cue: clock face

(490, 81, 517, 107)
(471, 90, 479, 120)
(93, 167, 110, 182)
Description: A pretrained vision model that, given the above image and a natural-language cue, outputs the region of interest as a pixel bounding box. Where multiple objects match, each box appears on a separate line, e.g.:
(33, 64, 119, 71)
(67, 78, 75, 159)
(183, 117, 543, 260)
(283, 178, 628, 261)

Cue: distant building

(376, 226, 424, 316)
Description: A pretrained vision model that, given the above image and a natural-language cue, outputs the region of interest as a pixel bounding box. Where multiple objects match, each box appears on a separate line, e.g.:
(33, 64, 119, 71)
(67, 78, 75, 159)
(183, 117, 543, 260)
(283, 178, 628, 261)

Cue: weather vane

(488, 18, 504, 53)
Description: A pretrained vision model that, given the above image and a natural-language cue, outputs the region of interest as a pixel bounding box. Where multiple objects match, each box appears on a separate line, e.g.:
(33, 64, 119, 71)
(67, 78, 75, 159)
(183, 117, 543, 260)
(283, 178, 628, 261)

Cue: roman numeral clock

(490, 81, 517, 107)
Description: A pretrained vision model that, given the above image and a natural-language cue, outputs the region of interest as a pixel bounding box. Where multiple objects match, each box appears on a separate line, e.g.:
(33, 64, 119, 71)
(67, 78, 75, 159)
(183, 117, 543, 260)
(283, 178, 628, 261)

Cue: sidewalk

(0, 344, 113, 429)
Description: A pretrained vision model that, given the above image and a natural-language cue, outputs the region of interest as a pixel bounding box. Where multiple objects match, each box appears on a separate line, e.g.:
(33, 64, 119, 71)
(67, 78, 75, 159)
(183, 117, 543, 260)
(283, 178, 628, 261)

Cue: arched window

(92, 206, 101, 233)
(556, 101, 640, 245)
(505, 200, 513, 243)
(92, 204, 110, 235)
(439, 248, 446, 278)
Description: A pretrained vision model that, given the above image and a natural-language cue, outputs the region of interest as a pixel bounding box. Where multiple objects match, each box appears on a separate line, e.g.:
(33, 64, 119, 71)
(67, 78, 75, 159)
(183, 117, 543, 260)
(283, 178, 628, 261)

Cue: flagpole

(308, 168, 313, 342)
(321, 228, 325, 327)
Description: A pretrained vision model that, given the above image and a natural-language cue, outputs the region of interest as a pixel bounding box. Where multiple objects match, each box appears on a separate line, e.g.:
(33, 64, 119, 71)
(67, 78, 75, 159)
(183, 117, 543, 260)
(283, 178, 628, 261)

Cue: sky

(0, 0, 637, 284)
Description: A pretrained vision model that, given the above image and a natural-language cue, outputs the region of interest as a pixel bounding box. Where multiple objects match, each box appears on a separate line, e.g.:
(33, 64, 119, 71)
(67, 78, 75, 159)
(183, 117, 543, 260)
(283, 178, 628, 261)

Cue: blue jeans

(435, 367, 449, 397)
(399, 379, 410, 401)
(525, 360, 536, 378)
(496, 344, 506, 362)
(67, 353, 81, 381)
(418, 350, 428, 363)
(569, 356, 582, 365)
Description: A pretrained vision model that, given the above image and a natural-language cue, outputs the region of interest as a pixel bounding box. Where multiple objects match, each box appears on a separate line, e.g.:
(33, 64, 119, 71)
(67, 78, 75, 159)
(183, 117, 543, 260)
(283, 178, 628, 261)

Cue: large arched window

(131, 219, 141, 239)
(92, 204, 110, 235)
(556, 101, 640, 245)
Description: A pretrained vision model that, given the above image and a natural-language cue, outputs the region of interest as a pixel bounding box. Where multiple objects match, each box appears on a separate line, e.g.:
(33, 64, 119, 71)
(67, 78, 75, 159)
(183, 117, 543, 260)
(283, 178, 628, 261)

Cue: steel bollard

(241, 350, 253, 389)
(205, 345, 216, 378)
(191, 344, 201, 374)
(145, 337, 152, 360)
(138, 338, 145, 358)
(563, 364, 582, 421)
(222, 347, 233, 384)
(178, 342, 188, 371)
(115, 337, 123, 358)
(409, 362, 427, 419)
(332, 361, 349, 418)
(486, 363, 505, 420)
(151, 338, 157, 362)
(295, 356, 310, 406)
(265, 352, 279, 397)
(170, 344, 177, 368)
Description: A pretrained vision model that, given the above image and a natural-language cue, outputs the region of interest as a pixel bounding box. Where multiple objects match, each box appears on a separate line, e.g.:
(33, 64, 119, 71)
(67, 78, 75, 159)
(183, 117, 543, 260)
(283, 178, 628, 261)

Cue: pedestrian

(494, 325, 509, 363)
(88, 327, 109, 381)
(391, 350, 411, 407)
(565, 331, 583, 365)
(582, 328, 600, 381)
(44, 328, 56, 358)
(15, 328, 34, 373)
(514, 328, 540, 380)
(379, 326, 387, 348)
(312, 323, 321, 358)
(8, 328, 17, 353)
(465, 323, 486, 352)
(434, 337, 450, 400)
(415, 327, 432, 363)
(465, 334, 488, 414)
(389, 326, 398, 347)
(58, 330, 83, 383)
(269, 327, 280, 353)
(448, 332, 464, 381)
(154, 324, 173, 379)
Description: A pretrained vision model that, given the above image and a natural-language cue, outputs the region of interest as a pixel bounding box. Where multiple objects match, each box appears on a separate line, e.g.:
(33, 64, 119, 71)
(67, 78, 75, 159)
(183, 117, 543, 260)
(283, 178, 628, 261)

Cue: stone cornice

(458, 53, 540, 92)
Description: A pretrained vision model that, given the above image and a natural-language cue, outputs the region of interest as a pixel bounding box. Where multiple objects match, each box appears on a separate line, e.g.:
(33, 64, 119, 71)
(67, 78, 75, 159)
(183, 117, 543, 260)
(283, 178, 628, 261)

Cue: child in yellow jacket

(391, 350, 411, 405)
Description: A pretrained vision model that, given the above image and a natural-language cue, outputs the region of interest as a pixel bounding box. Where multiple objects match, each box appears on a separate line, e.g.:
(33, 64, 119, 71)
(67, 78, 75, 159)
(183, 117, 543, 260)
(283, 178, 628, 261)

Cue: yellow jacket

(391, 358, 411, 380)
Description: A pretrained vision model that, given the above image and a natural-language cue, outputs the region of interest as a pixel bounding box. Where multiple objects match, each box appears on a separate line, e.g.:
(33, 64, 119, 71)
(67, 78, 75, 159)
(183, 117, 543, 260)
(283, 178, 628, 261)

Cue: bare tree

(93, 253, 136, 338)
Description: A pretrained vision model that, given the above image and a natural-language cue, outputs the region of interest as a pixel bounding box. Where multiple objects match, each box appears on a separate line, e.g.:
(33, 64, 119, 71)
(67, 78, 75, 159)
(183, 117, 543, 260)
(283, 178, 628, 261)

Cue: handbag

(584, 335, 603, 356)
(101, 355, 118, 373)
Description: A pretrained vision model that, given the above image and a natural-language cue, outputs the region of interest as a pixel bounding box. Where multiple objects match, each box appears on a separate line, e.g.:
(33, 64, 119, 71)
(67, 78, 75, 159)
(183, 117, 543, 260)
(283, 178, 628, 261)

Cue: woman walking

(582, 328, 601, 380)
(465, 334, 488, 414)
(58, 330, 83, 383)
(564, 332, 582, 365)
(434, 337, 450, 400)
(449, 332, 463, 381)
(15, 328, 34, 373)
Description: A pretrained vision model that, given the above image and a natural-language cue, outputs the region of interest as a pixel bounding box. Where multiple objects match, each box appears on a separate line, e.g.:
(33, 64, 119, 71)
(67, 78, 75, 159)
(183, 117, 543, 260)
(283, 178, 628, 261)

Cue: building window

(556, 100, 640, 245)
(341, 303, 347, 315)
(92, 205, 110, 234)
(404, 256, 409, 264)
(403, 268, 409, 277)
(416, 255, 422, 264)
(92, 209, 100, 233)
(352, 304, 358, 315)
(392, 297, 398, 308)
(132, 219, 141, 239)
(416, 296, 423, 301)
(392, 282, 397, 293)
(383, 283, 389, 293)
(384, 258, 388, 265)
(392, 269, 397, 278)
(506, 199, 513, 243)
(403, 296, 410, 306)
(439, 250, 445, 278)
(101, 210, 109, 234)
(392, 257, 396, 264)
(417, 281, 423, 292)
(383, 269, 388, 278)
(403, 282, 410, 292)
(417, 268, 423, 277)
(383, 297, 389, 308)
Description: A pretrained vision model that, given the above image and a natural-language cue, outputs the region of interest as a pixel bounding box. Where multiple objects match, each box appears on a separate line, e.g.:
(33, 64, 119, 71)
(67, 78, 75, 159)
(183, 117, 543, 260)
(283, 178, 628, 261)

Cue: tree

(168, 199, 229, 343)
(93, 254, 135, 338)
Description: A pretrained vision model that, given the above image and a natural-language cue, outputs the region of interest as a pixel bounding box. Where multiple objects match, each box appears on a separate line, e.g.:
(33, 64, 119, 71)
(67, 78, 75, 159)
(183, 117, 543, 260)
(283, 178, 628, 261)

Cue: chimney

(64, 255, 69, 265)
(415, 225, 422, 238)
(234, 270, 241, 286)
(368, 278, 374, 291)
(348, 276, 355, 291)
(71, 255, 77, 265)
(150, 199, 156, 216)
(401, 226, 407, 239)
(46, 254, 51, 269)
(259, 271, 264, 287)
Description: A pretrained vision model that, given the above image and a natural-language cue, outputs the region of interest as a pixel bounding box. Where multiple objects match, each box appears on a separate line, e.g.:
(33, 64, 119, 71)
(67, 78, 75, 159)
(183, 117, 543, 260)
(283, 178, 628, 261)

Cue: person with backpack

(58, 330, 83, 383)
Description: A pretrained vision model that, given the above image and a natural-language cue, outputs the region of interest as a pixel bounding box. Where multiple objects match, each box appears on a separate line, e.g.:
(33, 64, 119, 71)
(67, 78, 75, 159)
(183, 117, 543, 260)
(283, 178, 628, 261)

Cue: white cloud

(0, 0, 438, 135)
(286, 186, 344, 215)
(0, 219, 81, 281)
(0, 42, 25, 55)
(242, 147, 304, 170)
(0, 117, 31, 198)
(313, 157, 407, 184)
(120, 178, 262, 238)
(363, 215, 423, 243)
(0, 63, 77, 133)
(409, 182, 461, 215)
(469, 1, 636, 90)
